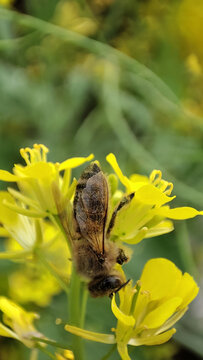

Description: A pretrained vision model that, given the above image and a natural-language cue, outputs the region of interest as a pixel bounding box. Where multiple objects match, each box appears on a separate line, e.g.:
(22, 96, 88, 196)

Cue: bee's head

(88, 274, 123, 297)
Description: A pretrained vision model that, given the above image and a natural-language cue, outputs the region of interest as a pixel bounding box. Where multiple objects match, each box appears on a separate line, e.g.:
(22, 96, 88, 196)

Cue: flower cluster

(65, 258, 199, 360)
(0, 144, 200, 359)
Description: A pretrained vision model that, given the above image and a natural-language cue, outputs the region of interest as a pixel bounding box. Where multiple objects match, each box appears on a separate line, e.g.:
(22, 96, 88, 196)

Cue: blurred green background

(0, 0, 203, 359)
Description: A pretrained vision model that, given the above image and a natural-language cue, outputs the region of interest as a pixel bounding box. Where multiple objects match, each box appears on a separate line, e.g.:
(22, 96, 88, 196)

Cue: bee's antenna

(109, 279, 131, 298)
(115, 279, 131, 293)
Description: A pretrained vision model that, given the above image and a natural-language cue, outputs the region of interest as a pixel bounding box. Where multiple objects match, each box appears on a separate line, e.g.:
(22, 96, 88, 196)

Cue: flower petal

(15, 162, 56, 180)
(0, 323, 19, 339)
(135, 185, 175, 206)
(145, 220, 174, 238)
(111, 294, 135, 327)
(155, 206, 203, 219)
(129, 328, 176, 346)
(141, 297, 182, 328)
(0, 192, 18, 225)
(140, 258, 182, 301)
(65, 324, 115, 344)
(0, 250, 31, 260)
(0, 227, 9, 237)
(175, 272, 199, 308)
(157, 307, 188, 334)
(123, 228, 148, 244)
(59, 154, 94, 171)
(3, 199, 47, 218)
(0, 170, 19, 182)
(106, 153, 132, 191)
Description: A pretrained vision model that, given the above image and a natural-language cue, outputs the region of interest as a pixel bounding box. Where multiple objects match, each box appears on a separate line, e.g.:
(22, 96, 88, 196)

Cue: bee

(72, 161, 134, 297)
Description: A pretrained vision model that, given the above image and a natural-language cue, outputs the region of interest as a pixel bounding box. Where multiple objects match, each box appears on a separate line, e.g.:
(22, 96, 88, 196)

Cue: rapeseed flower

(0, 297, 42, 347)
(6, 223, 72, 306)
(0, 192, 70, 259)
(0, 0, 13, 6)
(0, 191, 41, 254)
(65, 258, 199, 360)
(0, 144, 93, 216)
(55, 349, 75, 360)
(106, 153, 203, 244)
(8, 263, 62, 307)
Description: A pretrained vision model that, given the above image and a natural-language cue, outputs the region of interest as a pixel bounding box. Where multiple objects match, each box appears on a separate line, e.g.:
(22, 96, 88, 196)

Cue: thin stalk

(101, 344, 117, 360)
(80, 282, 88, 329)
(0, 249, 31, 259)
(36, 249, 70, 296)
(36, 345, 56, 360)
(32, 337, 71, 350)
(176, 222, 199, 279)
(30, 348, 38, 360)
(68, 265, 85, 360)
(50, 214, 72, 252)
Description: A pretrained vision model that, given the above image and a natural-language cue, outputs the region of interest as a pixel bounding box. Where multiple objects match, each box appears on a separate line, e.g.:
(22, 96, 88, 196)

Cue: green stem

(80, 282, 88, 329)
(36, 249, 70, 296)
(176, 222, 199, 279)
(101, 344, 117, 360)
(36, 345, 56, 360)
(30, 348, 38, 360)
(49, 214, 72, 248)
(32, 337, 72, 350)
(68, 265, 85, 360)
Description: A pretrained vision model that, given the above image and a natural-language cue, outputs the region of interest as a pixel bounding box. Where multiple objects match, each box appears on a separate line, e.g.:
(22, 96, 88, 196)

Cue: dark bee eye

(88, 275, 122, 297)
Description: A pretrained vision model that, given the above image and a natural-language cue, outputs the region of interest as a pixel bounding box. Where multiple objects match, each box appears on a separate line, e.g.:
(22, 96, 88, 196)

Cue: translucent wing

(73, 163, 108, 254)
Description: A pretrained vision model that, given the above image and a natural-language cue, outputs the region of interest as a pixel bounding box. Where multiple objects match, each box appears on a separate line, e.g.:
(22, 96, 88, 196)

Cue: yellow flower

(8, 263, 62, 307)
(0, 191, 41, 253)
(0, 144, 93, 216)
(55, 349, 75, 360)
(65, 258, 199, 360)
(6, 223, 72, 306)
(0, 297, 42, 347)
(106, 153, 203, 244)
(0, 192, 71, 261)
(0, 0, 13, 6)
(54, 1, 97, 36)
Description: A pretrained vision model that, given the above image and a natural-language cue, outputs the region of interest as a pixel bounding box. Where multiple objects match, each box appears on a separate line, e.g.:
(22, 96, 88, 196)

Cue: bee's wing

(74, 169, 108, 254)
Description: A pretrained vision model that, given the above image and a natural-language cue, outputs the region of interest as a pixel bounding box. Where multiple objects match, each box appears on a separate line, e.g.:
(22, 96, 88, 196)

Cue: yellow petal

(111, 294, 135, 327)
(106, 153, 132, 191)
(130, 174, 149, 183)
(129, 328, 176, 346)
(0, 170, 19, 182)
(15, 162, 56, 180)
(0, 323, 19, 339)
(123, 227, 148, 244)
(3, 199, 47, 218)
(0, 227, 9, 237)
(0, 192, 18, 225)
(0, 250, 31, 260)
(175, 272, 199, 308)
(157, 307, 188, 333)
(141, 297, 182, 328)
(135, 185, 175, 206)
(0, 297, 38, 329)
(155, 206, 203, 219)
(65, 324, 115, 344)
(145, 220, 174, 238)
(140, 258, 182, 301)
(59, 154, 94, 171)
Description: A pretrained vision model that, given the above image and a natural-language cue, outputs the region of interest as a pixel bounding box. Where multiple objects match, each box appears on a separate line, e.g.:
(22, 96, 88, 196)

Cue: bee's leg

(116, 248, 129, 265)
(106, 192, 135, 237)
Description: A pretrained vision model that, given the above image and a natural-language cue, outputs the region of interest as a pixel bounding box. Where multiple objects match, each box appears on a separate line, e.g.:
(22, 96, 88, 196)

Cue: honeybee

(72, 161, 134, 297)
